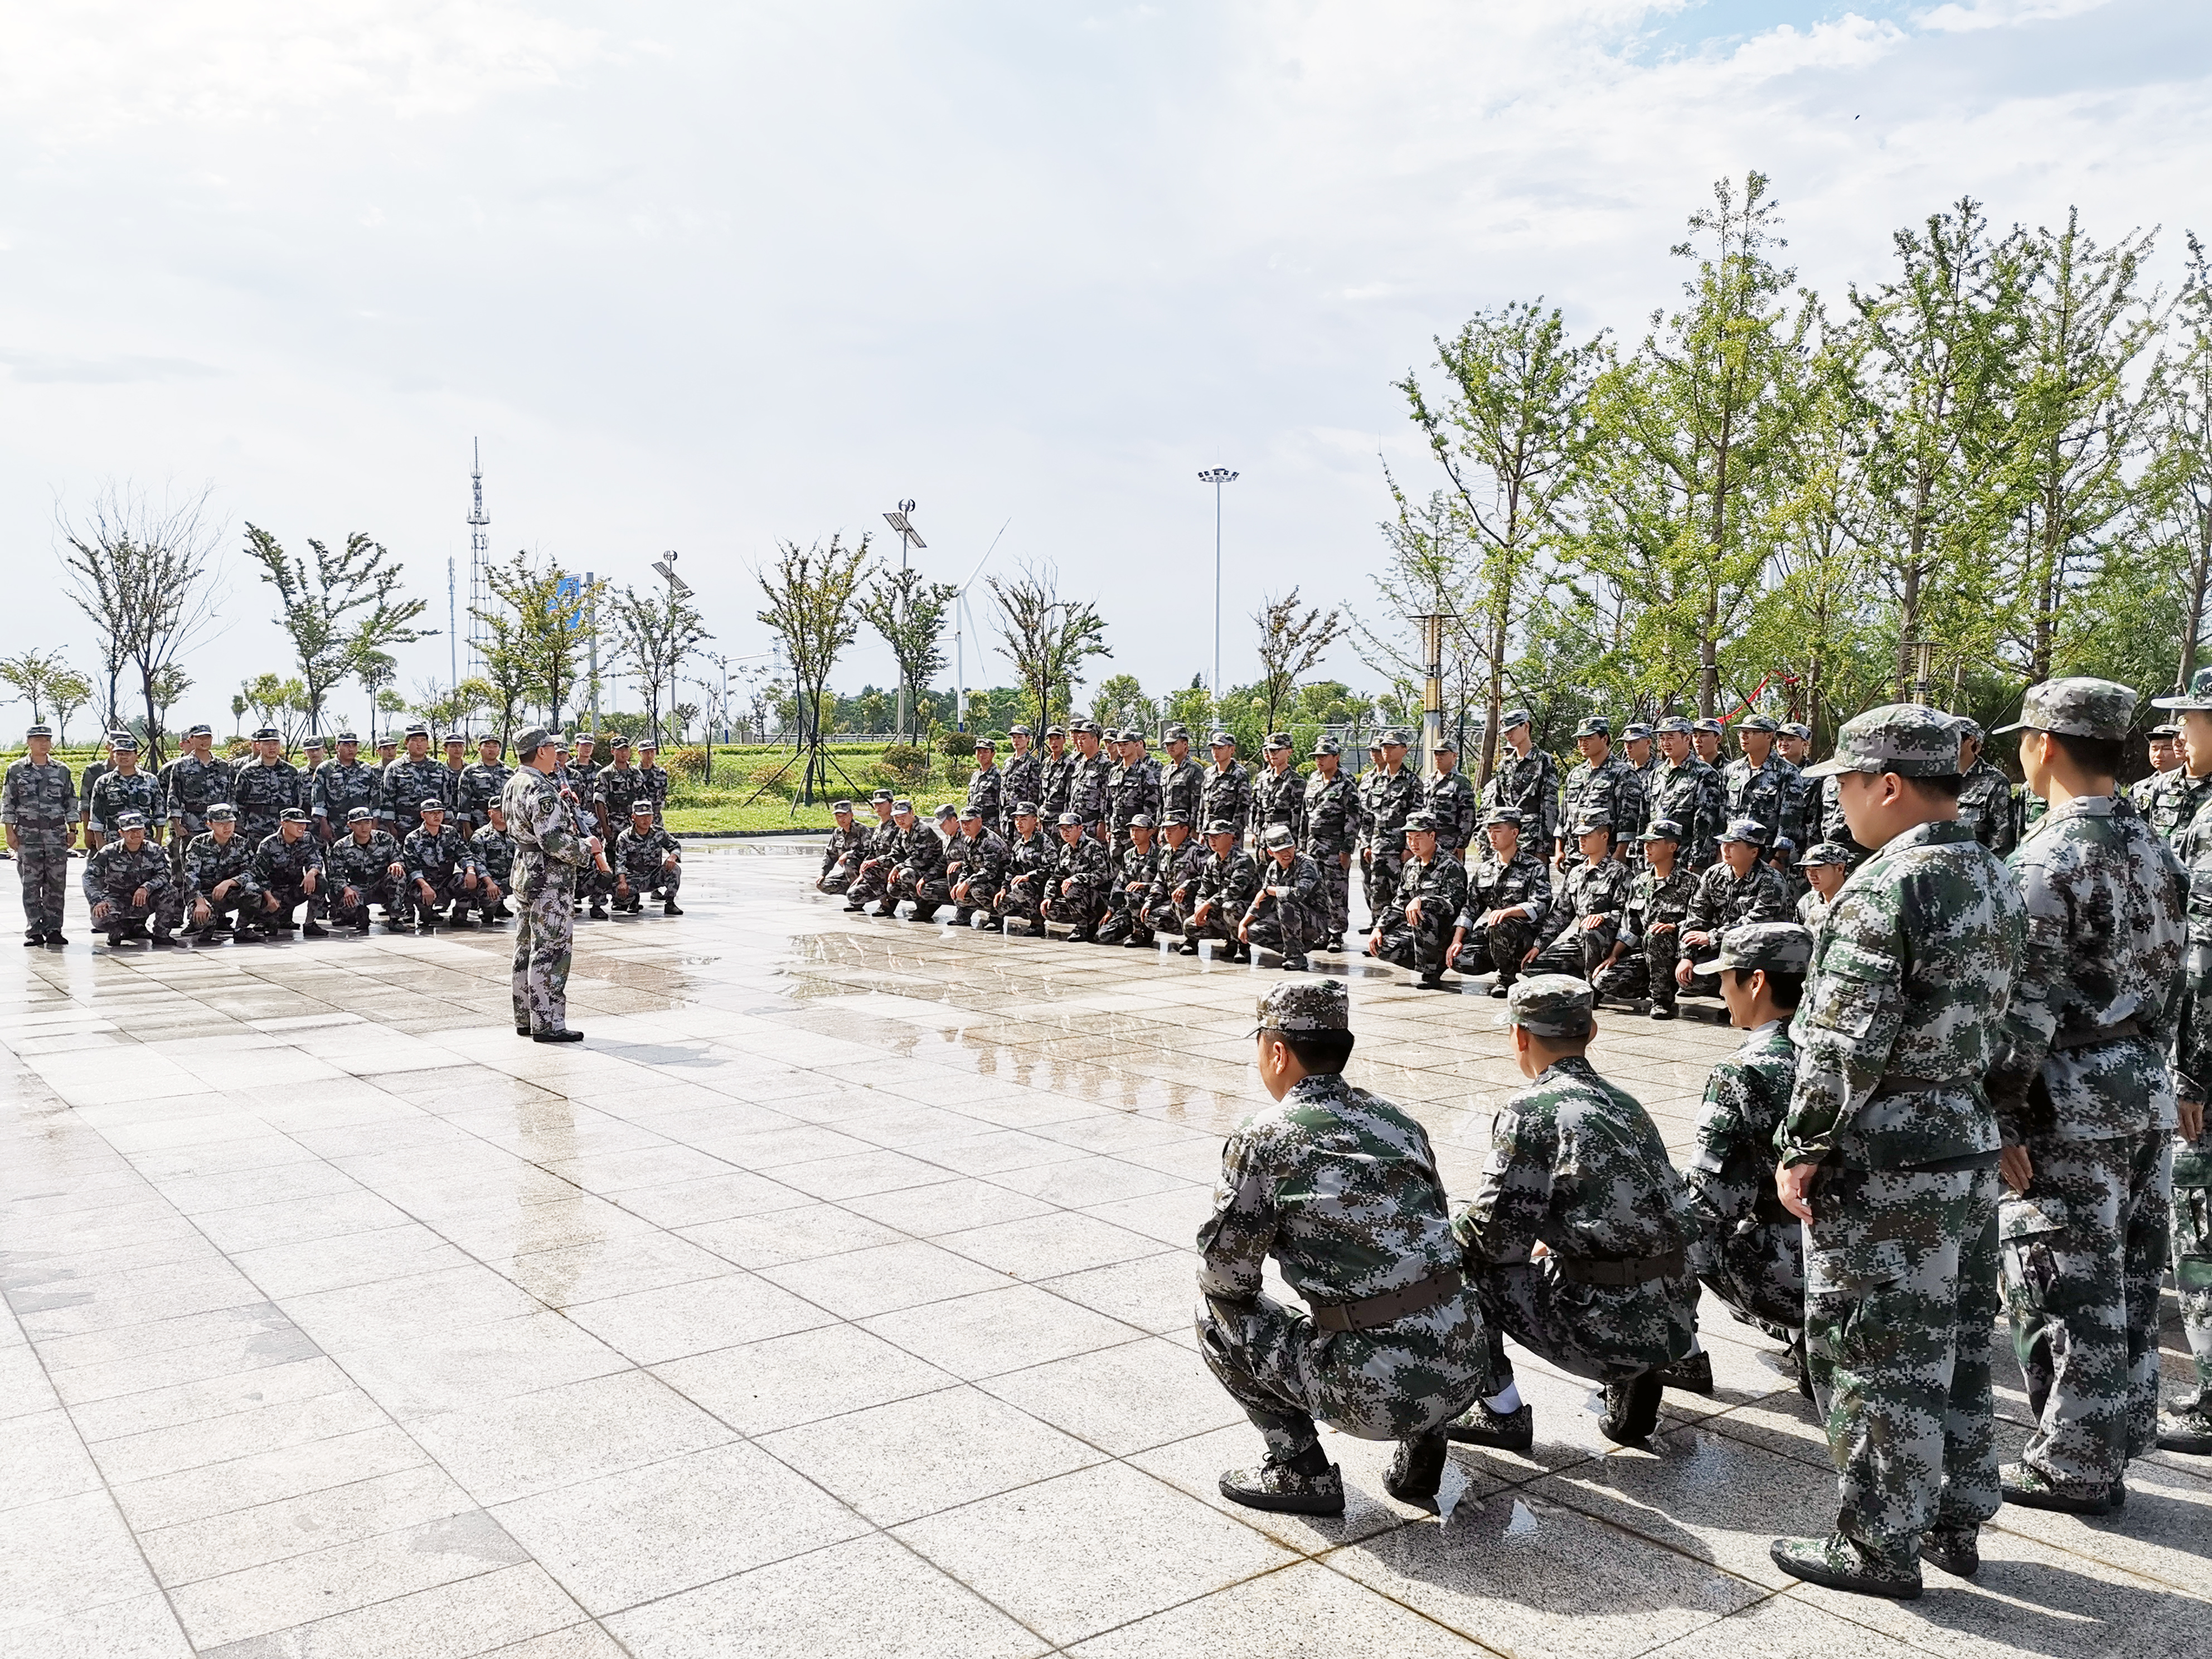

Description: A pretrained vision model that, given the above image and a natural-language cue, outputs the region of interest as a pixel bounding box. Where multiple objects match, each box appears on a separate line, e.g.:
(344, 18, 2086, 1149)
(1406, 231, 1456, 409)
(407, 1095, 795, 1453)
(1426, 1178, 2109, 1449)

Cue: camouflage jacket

(1381, 851, 1468, 932)
(2146, 768, 2212, 852)
(946, 828, 1010, 896)
(1459, 848, 1553, 930)
(472, 824, 516, 889)
(327, 829, 407, 893)
(966, 765, 1006, 834)
(76, 759, 110, 815)
(1985, 793, 2185, 1142)
(1051, 832, 1112, 896)
(1199, 1070, 1463, 1304)
(1107, 838, 1157, 901)
(1424, 769, 1478, 858)
(311, 760, 381, 828)
(182, 830, 256, 899)
(1482, 747, 1559, 848)
(1648, 756, 1724, 867)
(1358, 765, 1419, 856)
(594, 764, 650, 830)
(615, 824, 681, 880)
(1797, 887, 1832, 933)
(819, 818, 872, 879)
(896, 825, 951, 884)
(1541, 856, 1631, 947)
(1777, 764, 1819, 855)
(1559, 754, 1633, 842)
(83, 839, 172, 903)
(161, 753, 234, 831)
(1106, 756, 1162, 837)
(88, 768, 163, 837)
(230, 760, 306, 838)
(1249, 763, 1307, 844)
(1622, 861, 1700, 949)
(1303, 769, 1362, 854)
(460, 759, 511, 825)
(1816, 774, 1874, 866)
(1686, 1022, 1798, 1235)
(404, 824, 478, 886)
(1721, 755, 1792, 844)
(1158, 756, 1205, 829)
(1002, 826, 1056, 892)
(855, 815, 901, 871)
(1000, 750, 1043, 826)
(635, 764, 671, 826)
(1201, 761, 1253, 840)
(1686, 861, 1793, 936)
(1039, 750, 1075, 820)
(1781, 818, 2024, 1170)
(380, 756, 449, 833)
(1192, 845, 1260, 913)
(1453, 1055, 1692, 1267)
(1148, 836, 1207, 907)
(502, 764, 584, 871)
(1249, 849, 1327, 923)
(1957, 758, 2018, 859)
(1, 756, 76, 848)
(250, 831, 324, 891)
(1066, 751, 1112, 827)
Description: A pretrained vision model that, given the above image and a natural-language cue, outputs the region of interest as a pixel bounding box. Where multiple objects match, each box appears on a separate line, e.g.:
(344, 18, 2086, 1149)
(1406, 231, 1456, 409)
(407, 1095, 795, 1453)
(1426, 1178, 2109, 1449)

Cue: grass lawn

(666, 801, 839, 835)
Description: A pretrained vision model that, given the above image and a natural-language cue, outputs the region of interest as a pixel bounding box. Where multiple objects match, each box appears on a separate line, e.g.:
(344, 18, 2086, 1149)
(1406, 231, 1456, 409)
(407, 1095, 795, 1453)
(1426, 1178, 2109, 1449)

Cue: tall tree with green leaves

(241, 526, 428, 738)
(857, 565, 957, 745)
(755, 534, 871, 804)
(0, 649, 71, 726)
(2153, 232, 2212, 687)
(476, 552, 605, 732)
(1251, 588, 1347, 738)
(988, 562, 1110, 730)
(611, 584, 712, 742)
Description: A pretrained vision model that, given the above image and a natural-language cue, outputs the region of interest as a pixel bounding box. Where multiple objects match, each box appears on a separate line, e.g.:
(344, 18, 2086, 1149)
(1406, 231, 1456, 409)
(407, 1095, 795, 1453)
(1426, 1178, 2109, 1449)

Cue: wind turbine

(953, 519, 1011, 733)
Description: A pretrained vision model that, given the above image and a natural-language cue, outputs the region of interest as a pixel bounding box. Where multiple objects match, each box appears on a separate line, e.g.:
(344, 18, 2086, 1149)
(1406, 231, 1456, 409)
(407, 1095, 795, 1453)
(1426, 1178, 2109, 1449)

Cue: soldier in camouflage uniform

(875, 802, 952, 921)
(162, 724, 234, 865)
(1721, 714, 1792, 847)
(634, 738, 672, 827)
(87, 736, 163, 850)
(1368, 812, 1467, 989)
(2148, 671, 2212, 856)
(325, 806, 413, 932)
(1777, 722, 1820, 854)
(1199, 979, 1491, 1515)
(1675, 818, 1794, 997)
(945, 803, 1009, 930)
(1796, 840, 1852, 932)
(1649, 716, 1724, 870)
(1619, 721, 1658, 852)
(614, 799, 683, 914)
(1692, 716, 1725, 768)
(1066, 723, 1111, 837)
(75, 733, 120, 852)
(1000, 726, 1042, 839)
(1769, 703, 2024, 1599)
(2156, 668, 2212, 1456)
(1481, 708, 1559, 856)
(436, 733, 468, 823)
(1448, 975, 1698, 1452)
(1594, 818, 1699, 1018)
(460, 734, 511, 839)
(556, 740, 614, 919)
(503, 729, 583, 1041)
(380, 724, 445, 840)
(1680, 923, 1813, 1389)
(1105, 730, 1162, 848)
(1094, 812, 1158, 945)
(1302, 736, 1360, 951)
(311, 733, 381, 845)
(1200, 731, 1253, 847)
(994, 803, 1056, 933)
(1248, 734, 1306, 851)
(471, 803, 517, 924)
(1153, 725, 1200, 828)
(1358, 729, 1418, 923)
(593, 735, 649, 843)
(84, 812, 173, 945)
(817, 801, 871, 894)
(842, 791, 903, 911)
(177, 803, 258, 940)
(964, 736, 1006, 841)
(1142, 812, 1206, 945)
(1980, 678, 2185, 1513)
(2127, 722, 2180, 812)
(1239, 823, 1325, 972)
(1556, 717, 1631, 869)
(401, 800, 483, 928)
(1042, 810, 1113, 940)
(1423, 735, 1478, 864)
(1179, 818, 1259, 958)
(1953, 717, 2017, 860)
(248, 808, 327, 937)
(1037, 725, 1073, 823)
(373, 734, 398, 770)
(1449, 808, 1551, 996)
(3, 723, 76, 945)
(1819, 771, 1875, 869)
(1530, 815, 1631, 983)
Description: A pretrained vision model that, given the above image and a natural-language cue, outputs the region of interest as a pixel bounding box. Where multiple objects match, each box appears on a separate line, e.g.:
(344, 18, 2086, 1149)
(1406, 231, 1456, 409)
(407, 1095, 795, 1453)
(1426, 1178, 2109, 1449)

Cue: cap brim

(1987, 719, 2030, 736)
(2149, 695, 2212, 710)
(1797, 756, 1860, 779)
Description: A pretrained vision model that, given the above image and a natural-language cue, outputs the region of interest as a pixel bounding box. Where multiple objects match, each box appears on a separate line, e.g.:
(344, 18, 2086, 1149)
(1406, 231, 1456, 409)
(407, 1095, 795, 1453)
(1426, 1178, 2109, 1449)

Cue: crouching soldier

(1449, 976, 1699, 1449)
(885, 804, 957, 922)
(1675, 923, 1813, 1397)
(250, 808, 326, 937)
(842, 791, 901, 911)
(1041, 811, 1112, 941)
(177, 803, 258, 942)
(1199, 979, 1491, 1515)
(945, 804, 1008, 928)
(1593, 818, 1699, 1020)
(1238, 823, 1325, 971)
(1675, 818, 1794, 1000)
(1448, 808, 1550, 994)
(991, 803, 1054, 933)
(1368, 812, 1466, 989)
(325, 806, 412, 933)
(614, 799, 682, 914)
(473, 803, 517, 923)
(1178, 818, 1259, 958)
(1143, 811, 1206, 945)
(1095, 813, 1160, 946)
(404, 799, 482, 929)
(1528, 815, 1630, 985)
(1796, 840, 1852, 932)
(85, 813, 174, 947)
(817, 799, 870, 894)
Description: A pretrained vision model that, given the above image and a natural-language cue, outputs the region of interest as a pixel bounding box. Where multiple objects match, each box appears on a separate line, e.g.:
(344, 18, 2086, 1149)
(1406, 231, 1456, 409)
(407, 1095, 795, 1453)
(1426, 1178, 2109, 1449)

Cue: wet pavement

(4, 838, 2208, 1657)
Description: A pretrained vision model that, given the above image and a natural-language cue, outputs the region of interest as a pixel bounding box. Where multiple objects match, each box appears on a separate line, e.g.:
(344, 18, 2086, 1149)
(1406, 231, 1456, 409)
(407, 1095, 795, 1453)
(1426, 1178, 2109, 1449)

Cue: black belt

(2050, 1019, 2145, 1050)
(1896, 1149, 2002, 1174)
(1554, 1247, 1686, 1287)
(1755, 1193, 1798, 1226)
(1307, 1266, 1461, 1333)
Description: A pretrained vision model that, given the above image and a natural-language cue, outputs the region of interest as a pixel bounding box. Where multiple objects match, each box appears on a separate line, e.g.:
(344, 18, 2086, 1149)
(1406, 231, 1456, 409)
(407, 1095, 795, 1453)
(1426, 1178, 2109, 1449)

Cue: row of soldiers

(1, 723, 684, 945)
(1192, 681, 2211, 1604)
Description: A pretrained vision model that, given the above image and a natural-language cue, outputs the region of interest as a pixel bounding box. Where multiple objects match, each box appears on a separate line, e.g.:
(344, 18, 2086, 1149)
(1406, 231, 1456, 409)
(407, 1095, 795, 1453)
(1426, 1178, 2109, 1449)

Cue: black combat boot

(1383, 1430, 1449, 1509)
(1599, 1371, 1665, 1445)
(1217, 1440, 1343, 1516)
(662, 899, 682, 915)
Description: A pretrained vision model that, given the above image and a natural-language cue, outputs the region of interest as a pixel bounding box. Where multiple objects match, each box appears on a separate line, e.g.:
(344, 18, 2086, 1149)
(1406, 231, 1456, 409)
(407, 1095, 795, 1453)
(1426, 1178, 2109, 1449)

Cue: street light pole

(881, 501, 925, 743)
(1197, 468, 1238, 702)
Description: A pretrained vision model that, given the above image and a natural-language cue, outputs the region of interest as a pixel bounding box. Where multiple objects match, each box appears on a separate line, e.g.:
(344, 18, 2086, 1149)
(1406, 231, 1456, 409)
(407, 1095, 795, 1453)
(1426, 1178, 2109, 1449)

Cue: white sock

(1485, 1382, 1522, 1414)
(1682, 1336, 1703, 1357)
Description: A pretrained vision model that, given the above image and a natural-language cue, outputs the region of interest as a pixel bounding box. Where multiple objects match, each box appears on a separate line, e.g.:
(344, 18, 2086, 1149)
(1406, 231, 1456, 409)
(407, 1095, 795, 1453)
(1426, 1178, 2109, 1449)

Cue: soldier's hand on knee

(1675, 958, 1694, 987)
(92, 900, 111, 923)
(133, 885, 150, 906)
(1999, 1144, 2033, 1195)
(2180, 1098, 2205, 1142)
(1521, 944, 1539, 966)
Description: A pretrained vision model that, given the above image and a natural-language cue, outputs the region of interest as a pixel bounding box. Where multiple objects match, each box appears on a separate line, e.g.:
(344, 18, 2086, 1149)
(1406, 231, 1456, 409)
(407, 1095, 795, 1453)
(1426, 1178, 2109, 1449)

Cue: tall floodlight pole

(467, 439, 490, 675)
(448, 557, 459, 693)
(881, 501, 925, 741)
(1197, 469, 1238, 701)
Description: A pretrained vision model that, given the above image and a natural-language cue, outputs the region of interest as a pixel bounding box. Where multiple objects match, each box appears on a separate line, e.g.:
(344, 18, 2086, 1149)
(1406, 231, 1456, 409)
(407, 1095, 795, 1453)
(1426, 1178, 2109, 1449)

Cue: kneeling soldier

(1368, 812, 1466, 988)
(946, 803, 1008, 928)
(1041, 810, 1112, 940)
(1199, 980, 1491, 1515)
(85, 813, 173, 947)
(1796, 840, 1852, 932)
(1240, 823, 1326, 971)
(817, 800, 870, 894)
(473, 803, 517, 923)
(326, 806, 411, 932)
(614, 799, 683, 914)
(1143, 811, 1205, 944)
(842, 791, 901, 911)
(1675, 817, 1793, 1000)
(1449, 976, 1699, 1449)
(404, 799, 482, 929)
(1180, 818, 1259, 958)
(1095, 813, 1159, 946)
(1448, 808, 1551, 995)
(250, 808, 326, 936)
(178, 804, 258, 942)
(886, 804, 956, 923)
(1527, 815, 1629, 985)
(1593, 818, 1698, 1019)
(992, 802, 1053, 933)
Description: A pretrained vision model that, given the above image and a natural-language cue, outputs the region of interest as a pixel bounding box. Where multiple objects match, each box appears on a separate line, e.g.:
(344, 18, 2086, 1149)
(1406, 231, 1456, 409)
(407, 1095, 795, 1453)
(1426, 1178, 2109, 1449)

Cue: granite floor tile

(650, 1322, 961, 1435)
(1064, 1558, 1487, 1657)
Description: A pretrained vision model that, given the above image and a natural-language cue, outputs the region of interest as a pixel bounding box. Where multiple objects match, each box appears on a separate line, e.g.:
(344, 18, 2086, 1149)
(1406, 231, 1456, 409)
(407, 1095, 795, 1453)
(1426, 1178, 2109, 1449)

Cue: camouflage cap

(976, 734, 998, 749)
(337, 731, 362, 744)
(1771, 836, 1796, 857)
(420, 797, 445, 812)
(1262, 823, 1297, 850)
(1311, 736, 1341, 757)
(1781, 721, 1812, 741)
(279, 807, 308, 823)
(871, 788, 895, 803)
(1503, 973, 1594, 1038)
(24, 722, 51, 739)
(1205, 817, 1239, 836)
(1572, 715, 1610, 739)
(1060, 812, 1086, 828)
(206, 803, 236, 820)
(115, 811, 147, 831)
(1433, 734, 1458, 754)
(404, 722, 429, 738)
(1404, 810, 1439, 833)
(1621, 722, 1654, 742)
(1382, 727, 1413, 748)
(111, 734, 138, 751)
(1798, 840, 1854, 867)
(1251, 977, 1348, 1036)
(1950, 714, 1985, 742)
(2152, 666, 2212, 712)
(1262, 733, 1289, 751)
(609, 733, 632, 748)
(638, 738, 659, 750)
(515, 726, 552, 756)
(1162, 809, 1191, 826)
(1045, 724, 1068, 737)
(1209, 729, 1236, 747)
(1718, 817, 1770, 847)
(892, 797, 915, 813)
(1801, 702, 1963, 778)
(554, 738, 571, 752)
(1655, 715, 1694, 735)
(1012, 800, 1040, 817)
(934, 803, 959, 821)
(1160, 724, 1187, 741)
(440, 733, 464, 746)
(1570, 813, 1611, 838)
(346, 805, 373, 823)
(832, 799, 853, 813)
(1486, 806, 1524, 828)
(1499, 709, 1532, 732)
(1129, 812, 1157, 829)
(2151, 722, 2182, 739)
(1715, 921, 1815, 976)
(631, 799, 655, 816)
(253, 726, 281, 741)
(1995, 676, 2137, 744)
(1366, 734, 1386, 751)
(1738, 714, 1779, 735)
(186, 722, 214, 738)
(957, 803, 982, 820)
(1692, 717, 1725, 736)
(1639, 817, 1684, 843)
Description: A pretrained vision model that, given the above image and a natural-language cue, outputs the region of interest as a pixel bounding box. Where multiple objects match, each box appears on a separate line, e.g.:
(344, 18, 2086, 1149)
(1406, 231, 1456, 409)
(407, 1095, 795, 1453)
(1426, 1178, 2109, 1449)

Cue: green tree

(755, 534, 871, 804)
(240, 526, 428, 737)
(611, 584, 712, 741)
(857, 565, 957, 746)
(988, 561, 1110, 730)
(2151, 233, 2212, 687)
(0, 649, 70, 726)
(1251, 588, 1346, 738)
(1088, 673, 1156, 734)
(48, 667, 91, 746)
(477, 552, 605, 731)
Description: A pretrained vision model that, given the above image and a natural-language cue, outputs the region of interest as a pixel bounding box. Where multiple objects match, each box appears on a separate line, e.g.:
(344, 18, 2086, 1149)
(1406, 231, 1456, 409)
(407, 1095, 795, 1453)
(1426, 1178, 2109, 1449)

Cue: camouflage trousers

(1474, 1259, 1697, 1388)
(88, 885, 163, 934)
(1375, 910, 1453, 977)
(888, 870, 951, 918)
(2175, 1132, 2212, 1412)
(326, 876, 409, 929)
(1451, 914, 1539, 985)
(1803, 1162, 2000, 1554)
(512, 859, 576, 1035)
(995, 875, 1047, 925)
(2003, 1130, 2170, 1485)
(16, 842, 69, 933)
(1594, 927, 1682, 1011)
(845, 859, 895, 906)
(1306, 843, 1352, 939)
(1360, 848, 1405, 928)
(1529, 918, 1619, 982)
(616, 864, 678, 904)
(171, 884, 254, 934)
(1689, 1210, 1804, 1339)
(1196, 1288, 1491, 1459)
(1041, 885, 1107, 933)
(1095, 886, 1154, 946)
(575, 862, 614, 908)
(1245, 897, 1320, 962)
(255, 880, 314, 926)
(818, 853, 862, 895)
(414, 874, 480, 920)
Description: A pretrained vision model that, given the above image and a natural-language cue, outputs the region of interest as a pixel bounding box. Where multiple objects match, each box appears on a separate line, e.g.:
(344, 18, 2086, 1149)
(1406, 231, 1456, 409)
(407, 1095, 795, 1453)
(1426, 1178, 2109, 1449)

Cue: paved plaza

(3, 838, 2208, 1657)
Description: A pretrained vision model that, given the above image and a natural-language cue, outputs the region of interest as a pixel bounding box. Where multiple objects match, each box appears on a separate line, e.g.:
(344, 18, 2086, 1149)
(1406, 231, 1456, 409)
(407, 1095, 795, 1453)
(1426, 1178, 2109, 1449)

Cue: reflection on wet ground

(3, 838, 2207, 1657)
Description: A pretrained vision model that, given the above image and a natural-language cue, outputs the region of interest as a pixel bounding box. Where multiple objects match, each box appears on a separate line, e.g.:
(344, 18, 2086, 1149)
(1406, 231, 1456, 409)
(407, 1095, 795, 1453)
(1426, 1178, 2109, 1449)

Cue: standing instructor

(502, 727, 584, 1043)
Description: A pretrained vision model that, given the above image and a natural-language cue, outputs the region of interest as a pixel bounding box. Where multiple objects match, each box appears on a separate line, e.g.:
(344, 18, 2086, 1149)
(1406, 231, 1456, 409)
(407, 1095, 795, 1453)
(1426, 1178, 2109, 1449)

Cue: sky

(3, 0, 2208, 736)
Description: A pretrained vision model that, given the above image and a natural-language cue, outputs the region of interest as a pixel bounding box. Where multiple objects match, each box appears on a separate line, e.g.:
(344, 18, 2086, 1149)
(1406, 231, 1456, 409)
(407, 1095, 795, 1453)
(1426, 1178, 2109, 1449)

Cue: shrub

(669, 745, 709, 780)
(880, 743, 933, 788)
